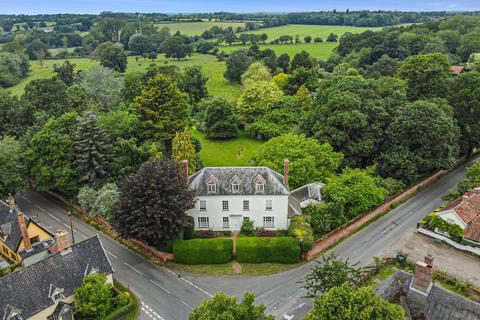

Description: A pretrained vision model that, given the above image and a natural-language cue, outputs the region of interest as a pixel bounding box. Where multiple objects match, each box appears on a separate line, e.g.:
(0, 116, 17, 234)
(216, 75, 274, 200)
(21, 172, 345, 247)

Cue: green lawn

(7, 54, 242, 102)
(192, 129, 264, 167)
(246, 24, 382, 40)
(219, 42, 338, 59)
(155, 21, 246, 36)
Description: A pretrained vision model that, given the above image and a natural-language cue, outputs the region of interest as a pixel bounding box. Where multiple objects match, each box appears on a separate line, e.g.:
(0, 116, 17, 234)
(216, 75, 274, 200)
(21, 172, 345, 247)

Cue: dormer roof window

(206, 175, 218, 193)
(230, 175, 242, 193)
(48, 285, 65, 303)
(4, 305, 23, 320)
(253, 174, 266, 193)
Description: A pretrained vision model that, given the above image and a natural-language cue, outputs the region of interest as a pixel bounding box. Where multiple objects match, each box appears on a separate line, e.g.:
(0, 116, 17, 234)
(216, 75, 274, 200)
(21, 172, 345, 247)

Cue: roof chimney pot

(18, 211, 32, 251)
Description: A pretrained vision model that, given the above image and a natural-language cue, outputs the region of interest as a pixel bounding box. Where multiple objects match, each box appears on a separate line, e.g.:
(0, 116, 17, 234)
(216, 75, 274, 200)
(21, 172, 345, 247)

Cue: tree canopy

(256, 134, 343, 189)
(189, 292, 274, 320)
(113, 159, 196, 249)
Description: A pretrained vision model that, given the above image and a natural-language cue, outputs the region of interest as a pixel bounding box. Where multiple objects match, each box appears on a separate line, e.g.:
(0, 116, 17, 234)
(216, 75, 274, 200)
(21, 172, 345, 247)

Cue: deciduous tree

(305, 284, 406, 320)
(303, 253, 363, 297)
(75, 273, 113, 320)
(224, 50, 254, 83)
(0, 136, 27, 197)
(237, 80, 283, 125)
(189, 292, 274, 320)
(256, 134, 343, 189)
(201, 98, 239, 139)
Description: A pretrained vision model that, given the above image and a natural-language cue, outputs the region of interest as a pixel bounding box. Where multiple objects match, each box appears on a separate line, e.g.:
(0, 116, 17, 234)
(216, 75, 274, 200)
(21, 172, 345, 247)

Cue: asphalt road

(16, 157, 477, 320)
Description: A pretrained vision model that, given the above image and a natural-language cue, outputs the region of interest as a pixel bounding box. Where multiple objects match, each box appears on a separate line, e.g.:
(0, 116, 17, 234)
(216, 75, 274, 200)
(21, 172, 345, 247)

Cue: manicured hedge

(236, 237, 300, 264)
(173, 238, 234, 264)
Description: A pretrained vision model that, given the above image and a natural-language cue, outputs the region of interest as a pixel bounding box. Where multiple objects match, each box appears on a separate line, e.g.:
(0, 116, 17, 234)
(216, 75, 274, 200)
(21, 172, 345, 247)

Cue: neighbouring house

(435, 188, 480, 245)
(0, 232, 114, 320)
(376, 255, 480, 320)
(450, 66, 465, 76)
(0, 194, 55, 266)
(186, 160, 321, 231)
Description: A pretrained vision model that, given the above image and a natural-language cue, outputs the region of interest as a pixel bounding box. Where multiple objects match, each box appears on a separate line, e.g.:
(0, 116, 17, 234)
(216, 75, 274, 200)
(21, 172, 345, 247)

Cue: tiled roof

(189, 167, 289, 196)
(441, 190, 480, 224)
(464, 216, 480, 243)
(450, 66, 465, 75)
(0, 235, 113, 319)
(453, 192, 480, 224)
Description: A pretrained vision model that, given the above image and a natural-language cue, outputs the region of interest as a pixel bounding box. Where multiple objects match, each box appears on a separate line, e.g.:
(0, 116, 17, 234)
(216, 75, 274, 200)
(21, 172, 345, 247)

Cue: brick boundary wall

(302, 156, 469, 261)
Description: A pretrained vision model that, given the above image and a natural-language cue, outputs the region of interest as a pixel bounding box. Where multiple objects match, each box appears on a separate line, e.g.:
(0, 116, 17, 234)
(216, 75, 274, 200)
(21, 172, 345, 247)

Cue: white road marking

(161, 266, 212, 297)
(282, 314, 294, 320)
(180, 300, 193, 310)
(141, 302, 165, 320)
(124, 262, 143, 275)
(105, 250, 119, 259)
(47, 213, 61, 222)
(63, 223, 71, 229)
(18, 194, 31, 203)
(150, 280, 170, 294)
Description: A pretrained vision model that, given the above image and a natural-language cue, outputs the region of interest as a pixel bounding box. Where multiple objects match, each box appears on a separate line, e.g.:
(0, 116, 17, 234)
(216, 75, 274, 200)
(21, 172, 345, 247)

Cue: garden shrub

(257, 229, 276, 237)
(288, 215, 314, 252)
(173, 238, 233, 264)
(379, 177, 405, 196)
(194, 230, 216, 238)
(240, 219, 255, 236)
(429, 215, 464, 242)
(236, 237, 300, 264)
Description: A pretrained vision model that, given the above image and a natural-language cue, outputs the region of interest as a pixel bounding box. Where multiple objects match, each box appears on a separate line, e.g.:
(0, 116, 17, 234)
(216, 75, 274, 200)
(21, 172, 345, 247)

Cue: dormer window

(253, 174, 266, 193)
(206, 175, 218, 193)
(4, 306, 23, 320)
(49, 285, 65, 303)
(230, 175, 242, 193)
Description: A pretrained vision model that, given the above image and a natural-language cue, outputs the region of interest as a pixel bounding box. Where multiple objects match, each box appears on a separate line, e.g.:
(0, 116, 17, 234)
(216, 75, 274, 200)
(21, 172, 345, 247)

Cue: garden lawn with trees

(7, 54, 242, 102)
(155, 21, 246, 36)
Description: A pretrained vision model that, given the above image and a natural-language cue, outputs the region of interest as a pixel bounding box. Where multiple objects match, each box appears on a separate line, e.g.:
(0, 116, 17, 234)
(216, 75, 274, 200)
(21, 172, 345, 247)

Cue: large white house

(186, 161, 322, 231)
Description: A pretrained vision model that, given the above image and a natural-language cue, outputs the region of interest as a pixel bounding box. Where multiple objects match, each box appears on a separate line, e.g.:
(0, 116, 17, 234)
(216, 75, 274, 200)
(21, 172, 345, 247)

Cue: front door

(230, 216, 242, 231)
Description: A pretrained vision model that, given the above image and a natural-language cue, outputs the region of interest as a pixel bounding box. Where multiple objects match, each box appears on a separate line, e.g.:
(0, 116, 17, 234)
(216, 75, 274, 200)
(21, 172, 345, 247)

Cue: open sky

(2, 0, 479, 14)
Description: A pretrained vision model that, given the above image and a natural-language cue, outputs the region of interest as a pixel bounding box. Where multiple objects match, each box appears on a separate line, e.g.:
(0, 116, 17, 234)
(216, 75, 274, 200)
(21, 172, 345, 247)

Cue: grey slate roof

(0, 201, 27, 251)
(376, 270, 480, 320)
(189, 167, 289, 196)
(0, 235, 113, 319)
(0, 200, 54, 257)
(290, 182, 324, 203)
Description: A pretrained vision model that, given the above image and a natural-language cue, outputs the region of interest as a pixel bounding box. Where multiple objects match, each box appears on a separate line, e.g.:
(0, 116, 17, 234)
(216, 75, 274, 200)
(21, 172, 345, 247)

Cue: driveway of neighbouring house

(382, 230, 480, 286)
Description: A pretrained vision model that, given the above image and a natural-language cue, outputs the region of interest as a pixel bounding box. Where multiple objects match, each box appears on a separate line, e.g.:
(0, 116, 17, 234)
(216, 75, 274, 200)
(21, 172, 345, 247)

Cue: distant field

(191, 129, 264, 167)
(246, 24, 382, 40)
(218, 24, 382, 58)
(155, 21, 246, 36)
(7, 54, 242, 102)
(219, 42, 338, 59)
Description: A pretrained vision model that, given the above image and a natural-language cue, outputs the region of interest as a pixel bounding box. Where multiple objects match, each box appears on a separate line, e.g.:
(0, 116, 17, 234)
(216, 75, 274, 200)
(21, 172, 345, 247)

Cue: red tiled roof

(464, 216, 480, 243)
(453, 191, 480, 224)
(450, 66, 465, 75)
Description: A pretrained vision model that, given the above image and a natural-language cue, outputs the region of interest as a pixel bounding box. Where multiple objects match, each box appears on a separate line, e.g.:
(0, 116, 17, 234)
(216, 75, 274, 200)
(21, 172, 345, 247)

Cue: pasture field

(191, 129, 264, 167)
(245, 24, 382, 40)
(155, 21, 246, 36)
(7, 54, 242, 102)
(219, 42, 338, 59)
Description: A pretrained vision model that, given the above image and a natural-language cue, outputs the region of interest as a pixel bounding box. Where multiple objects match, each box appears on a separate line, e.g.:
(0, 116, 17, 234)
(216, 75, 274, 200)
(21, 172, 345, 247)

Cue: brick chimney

(411, 255, 434, 295)
(18, 212, 32, 251)
(55, 230, 71, 254)
(182, 160, 189, 185)
(283, 159, 289, 188)
(8, 193, 15, 212)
